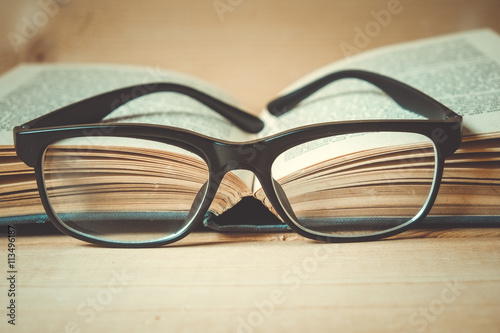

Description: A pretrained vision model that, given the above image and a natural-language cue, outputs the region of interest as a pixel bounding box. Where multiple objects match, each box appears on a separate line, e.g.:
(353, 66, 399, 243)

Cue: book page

(0, 63, 253, 145)
(260, 29, 500, 137)
(256, 29, 500, 192)
(0, 64, 257, 219)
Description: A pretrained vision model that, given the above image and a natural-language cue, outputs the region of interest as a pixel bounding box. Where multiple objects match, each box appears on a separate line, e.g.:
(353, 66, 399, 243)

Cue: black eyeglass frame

(13, 70, 463, 247)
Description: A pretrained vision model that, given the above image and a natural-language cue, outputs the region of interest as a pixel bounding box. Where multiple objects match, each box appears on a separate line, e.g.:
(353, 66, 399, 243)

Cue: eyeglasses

(14, 70, 462, 247)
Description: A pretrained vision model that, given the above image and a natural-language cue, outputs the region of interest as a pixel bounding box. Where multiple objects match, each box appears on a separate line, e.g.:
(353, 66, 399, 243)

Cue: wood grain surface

(0, 0, 499, 332)
(0, 228, 499, 332)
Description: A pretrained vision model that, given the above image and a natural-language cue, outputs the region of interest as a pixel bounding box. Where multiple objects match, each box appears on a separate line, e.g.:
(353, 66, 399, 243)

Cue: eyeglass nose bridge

(212, 141, 270, 175)
(208, 142, 302, 229)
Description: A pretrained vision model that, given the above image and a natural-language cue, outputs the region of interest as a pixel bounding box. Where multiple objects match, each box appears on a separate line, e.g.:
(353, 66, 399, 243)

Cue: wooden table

(1, 0, 500, 332)
(1, 227, 500, 332)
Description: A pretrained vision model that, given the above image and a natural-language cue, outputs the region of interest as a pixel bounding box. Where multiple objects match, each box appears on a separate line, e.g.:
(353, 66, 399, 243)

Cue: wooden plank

(0, 230, 499, 332)
(0, 0, 499, 332)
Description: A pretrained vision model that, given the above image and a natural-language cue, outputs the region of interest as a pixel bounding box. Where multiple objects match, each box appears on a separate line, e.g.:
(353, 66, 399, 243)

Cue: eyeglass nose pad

(272, 179, 299, 222)
(186, 181, 209, 222)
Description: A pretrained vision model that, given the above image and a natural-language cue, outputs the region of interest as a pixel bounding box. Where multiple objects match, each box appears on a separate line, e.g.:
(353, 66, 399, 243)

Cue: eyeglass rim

(12, 69, 463, 247)
(14, 116, 461, 166)
(266, 137, 443, 243)
(17, 118, 457, 247)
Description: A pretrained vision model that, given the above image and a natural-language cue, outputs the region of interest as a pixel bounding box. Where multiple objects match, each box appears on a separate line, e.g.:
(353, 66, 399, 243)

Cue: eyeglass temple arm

(267, 70, 461, 120)
(21, 83, 264, 133)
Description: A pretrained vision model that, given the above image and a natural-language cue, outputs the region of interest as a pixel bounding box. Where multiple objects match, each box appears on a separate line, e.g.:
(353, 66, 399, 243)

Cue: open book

(1, 29, 499, 230)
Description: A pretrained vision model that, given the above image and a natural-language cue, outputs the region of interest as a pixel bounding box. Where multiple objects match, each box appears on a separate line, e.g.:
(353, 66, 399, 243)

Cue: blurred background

(1, 0, 499, 112)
